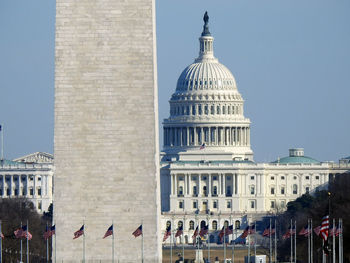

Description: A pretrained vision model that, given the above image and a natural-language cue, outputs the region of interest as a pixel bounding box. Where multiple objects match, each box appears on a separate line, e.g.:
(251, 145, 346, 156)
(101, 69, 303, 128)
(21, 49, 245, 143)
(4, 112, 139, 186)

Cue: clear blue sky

(0, 0, 349, 162)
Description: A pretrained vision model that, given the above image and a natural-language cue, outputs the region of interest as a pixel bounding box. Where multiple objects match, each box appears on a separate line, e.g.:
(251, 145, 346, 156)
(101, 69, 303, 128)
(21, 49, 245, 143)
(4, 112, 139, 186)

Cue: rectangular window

(281, 200, 286, 208)
(281, 176, 285, 180)
(15, 189, 19, 196)
(306, 187, 310, 193)
(213, 176, 217, 180)
(271, 176, 275, 180)
(226, 201, 231, 209)
(250, 200, 255, 209)
(213, 201, 217, 209)
(316, 176, 319, 180)
(179, 201, 183, 209)
(38, 188, 42, 196)
(193, 201, 197, 209)
(30, 188, 33, 196)
(271, 187, 275, 195)
(306, 176, 310, 180)
(250, 176, 255, 180)
(281, 187, 285, 195)
(38, 201, 42, 210)
(271, 201, 275, 209)
(6, 188, 10, 196)
(250, 186, 255, 195)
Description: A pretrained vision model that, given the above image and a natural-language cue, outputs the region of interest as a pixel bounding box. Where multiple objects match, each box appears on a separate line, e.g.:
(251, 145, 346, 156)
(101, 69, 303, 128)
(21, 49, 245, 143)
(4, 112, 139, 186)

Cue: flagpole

(182, 215, 185, 263)
(20, 221, 23, 263)
(141, 220, 144, 263)
(322, 239, 325, 263)
(307, 219, 310, 263)
(26, 220, 29, 263)
(310, 219, 313, 263)
(208, 214, 210, 263)
(83, 221, 85, 263)
(46, 222, 49, 263)
(333, 218, 335, 263)
(230, 215, 233, 263)
(274, 219, 277, 263)
(0, 220, 2, 263)
(223, 224, 226, 263)
(170, 216, 173, 263)
(112, 221, 115, 263)
(269, 218, 272, 263)
(54, 223, 56, 263)
(340, 218, 343, 263)
(294, 220, 296, 263)
(247, 220, 250, 263)
(254, 220, 256, 260)
(0, 124, 4, 161)
(290, 219, 292, 263)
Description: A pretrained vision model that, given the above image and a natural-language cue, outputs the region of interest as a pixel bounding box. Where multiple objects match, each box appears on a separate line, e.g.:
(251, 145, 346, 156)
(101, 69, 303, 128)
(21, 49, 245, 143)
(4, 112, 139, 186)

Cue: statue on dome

(203, 11, 209, 26)
(202, 11, 211, 36)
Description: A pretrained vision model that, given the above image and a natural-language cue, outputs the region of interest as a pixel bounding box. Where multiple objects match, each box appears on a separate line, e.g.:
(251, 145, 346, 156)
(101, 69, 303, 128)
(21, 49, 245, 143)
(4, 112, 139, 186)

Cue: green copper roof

(0, 159, 23, 166)
(271, 156, 320, 164)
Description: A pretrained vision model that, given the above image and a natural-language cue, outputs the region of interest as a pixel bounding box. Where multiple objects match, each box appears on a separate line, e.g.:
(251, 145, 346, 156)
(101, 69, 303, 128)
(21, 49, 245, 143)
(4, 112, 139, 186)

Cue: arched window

(189, 221, 194, 230)
(201, 220, 206, 228)
(178, 221, 183, 228)
(224, 220, 229, 228)
(217, 105, 221, 114)
(192, 105, 196, 115)
(293, 184, 298, 194)
(166, 221, 171, 228)
(213, 186, 218, 196)
(211, 105, 215, 115)
(178, 186, 183, 196)
(235, 220, 241, 229)
(212, 220, 218, 230)
(203, 186, 207, 196)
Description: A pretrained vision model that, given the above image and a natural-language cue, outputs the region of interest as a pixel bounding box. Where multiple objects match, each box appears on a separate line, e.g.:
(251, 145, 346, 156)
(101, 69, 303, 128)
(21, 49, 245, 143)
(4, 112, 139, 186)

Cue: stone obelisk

(54, 0, 161, 262)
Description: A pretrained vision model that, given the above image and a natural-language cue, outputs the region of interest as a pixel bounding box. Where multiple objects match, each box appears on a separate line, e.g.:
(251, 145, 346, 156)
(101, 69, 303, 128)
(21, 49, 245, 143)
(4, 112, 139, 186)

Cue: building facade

(160, 15, 337, 244)
(0, 152, 53, 213)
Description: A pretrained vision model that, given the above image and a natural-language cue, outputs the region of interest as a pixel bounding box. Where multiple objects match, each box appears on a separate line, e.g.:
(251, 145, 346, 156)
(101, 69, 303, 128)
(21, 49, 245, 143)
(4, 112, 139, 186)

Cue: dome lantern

(196, 12, 216, 63)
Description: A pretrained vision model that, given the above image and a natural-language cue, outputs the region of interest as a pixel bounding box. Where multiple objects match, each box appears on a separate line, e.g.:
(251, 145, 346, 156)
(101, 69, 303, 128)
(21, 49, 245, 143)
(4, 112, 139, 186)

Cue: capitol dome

(162, 12, 254, 162)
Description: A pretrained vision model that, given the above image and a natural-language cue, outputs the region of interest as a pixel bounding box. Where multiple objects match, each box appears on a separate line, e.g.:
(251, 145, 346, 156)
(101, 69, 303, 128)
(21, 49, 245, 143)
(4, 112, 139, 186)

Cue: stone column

(33, 175, 36, 197)
(10, 175, 13, 196)
(198, 174, 201, 197)
(218, 173, 222, 196)
(175, 174, 178, 196)
(208, 174, 212, 197)
(235, 127, 238, 146)
(194, 127, 198, 146)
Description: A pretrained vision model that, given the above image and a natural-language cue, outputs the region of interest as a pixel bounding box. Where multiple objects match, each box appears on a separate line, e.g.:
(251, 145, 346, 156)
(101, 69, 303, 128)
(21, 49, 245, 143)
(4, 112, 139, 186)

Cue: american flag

(199, 143, 206, 150)
(73, 225, 84, 239)
(298, 224, 310, 236)
(262, 225, 271, 237)
(163, 225, 171, 242)
(282, 226, 292, 240)
(329, 227, 335, 237)
(314, 225, 321, 236)
(199, 224, 208, 237)
(336, 225, 342, 237)
(14, 225, 32, 240)
(320, 215, 329, 241)
(240, 226, 249, 239)
(43, 225, 56, 240)
(132, 225, 142, 238)
(219, 226, 225, 241)
(192, 226, 199, 240)
(103, 225, 113, 239)
(225, 225, 234, 236)
(175, 225, 183, 238)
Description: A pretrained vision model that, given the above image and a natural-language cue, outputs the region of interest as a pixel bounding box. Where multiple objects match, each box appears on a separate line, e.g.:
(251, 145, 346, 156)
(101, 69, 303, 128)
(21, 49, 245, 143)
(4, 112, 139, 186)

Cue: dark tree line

(0, 198, 53, 262)
(276, 172, 350, 262)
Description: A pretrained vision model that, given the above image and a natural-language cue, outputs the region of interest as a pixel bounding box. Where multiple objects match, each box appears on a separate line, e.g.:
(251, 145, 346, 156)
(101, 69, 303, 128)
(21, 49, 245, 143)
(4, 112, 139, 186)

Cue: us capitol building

(0, 13, 349, 245)
(159, 14, 349, 244)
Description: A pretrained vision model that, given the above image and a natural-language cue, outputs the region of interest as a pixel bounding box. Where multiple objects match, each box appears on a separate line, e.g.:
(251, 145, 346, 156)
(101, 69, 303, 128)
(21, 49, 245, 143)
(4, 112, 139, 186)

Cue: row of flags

(281, 215, 341, 240)
(0, 224, 144, 241)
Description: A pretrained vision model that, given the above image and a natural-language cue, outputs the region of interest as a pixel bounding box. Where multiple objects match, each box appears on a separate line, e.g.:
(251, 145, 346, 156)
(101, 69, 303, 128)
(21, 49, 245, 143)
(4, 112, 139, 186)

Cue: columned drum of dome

(162, 13, 253, 162)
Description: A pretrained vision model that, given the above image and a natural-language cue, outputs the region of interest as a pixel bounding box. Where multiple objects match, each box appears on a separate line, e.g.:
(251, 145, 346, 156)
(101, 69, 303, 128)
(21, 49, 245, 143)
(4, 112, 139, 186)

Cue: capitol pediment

(13, 152, 54, 164)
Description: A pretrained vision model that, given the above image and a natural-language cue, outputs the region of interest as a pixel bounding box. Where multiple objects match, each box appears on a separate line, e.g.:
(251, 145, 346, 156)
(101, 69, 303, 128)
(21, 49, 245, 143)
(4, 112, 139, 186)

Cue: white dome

(176, 62, 238, 92)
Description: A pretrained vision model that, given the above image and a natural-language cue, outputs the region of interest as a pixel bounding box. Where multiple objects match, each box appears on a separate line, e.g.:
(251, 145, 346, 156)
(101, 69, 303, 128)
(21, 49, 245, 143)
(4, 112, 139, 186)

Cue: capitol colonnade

(164, 126, 251, 147)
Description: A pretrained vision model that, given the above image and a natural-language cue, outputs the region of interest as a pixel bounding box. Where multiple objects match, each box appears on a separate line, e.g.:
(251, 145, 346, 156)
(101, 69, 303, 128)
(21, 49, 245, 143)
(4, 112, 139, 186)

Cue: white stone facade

(0, 152, 53, 213)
